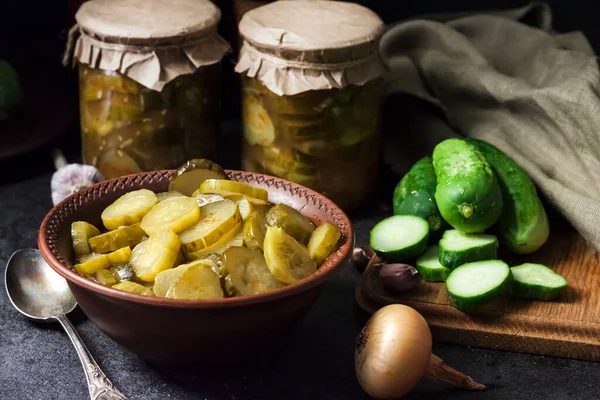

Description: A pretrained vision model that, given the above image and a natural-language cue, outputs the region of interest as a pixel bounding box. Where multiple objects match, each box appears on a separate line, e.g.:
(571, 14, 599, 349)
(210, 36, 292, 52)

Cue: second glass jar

(241, 75, 381, 211)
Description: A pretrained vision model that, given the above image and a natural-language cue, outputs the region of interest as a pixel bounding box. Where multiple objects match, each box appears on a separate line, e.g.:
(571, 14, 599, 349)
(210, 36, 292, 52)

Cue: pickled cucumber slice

(266, 203, 316, 245)
(307, 222, 341, 266)
(110, 262, 135, 283)
(112, 281, 154, 296)
(77, 253, 102, 263)
(224, 194, 256, 221)
(194, 193, 226, 207)
(71, 221, 101, 257)
(184, 222, 243, 260)
(174, 250, 187, 267)
(243, 91, 275, 146)
(165, 263, 224, 300)
(153, 259, 217, 297)
(156, 191, 186, 202)
(224, 275, 238, 297)
(140, 196, 200, 236)
(242, 211, 267, 250)
(257, 146, 296, 177)
(74, 254, 110, 275)
(223, 247, 283, 295)
(82, 71, 139, 101)
(101, 189, 158, 230)
(107, 92, 142, 121)
(169, 159, 228, 196)
(88, 223, 146, 254)
(81, 100, 113, 135)
(130, 230, 181, 282)
(94, 269, 117, 287)
(97, 149, 143, 178)
(179, 199, 241, 253)
(74, 248, 131, 276)
(201, 253, 225, 277)
(264, 227, 316, 284)
(106, 246, 132, 265)
(198, 179, 269, 203)
(286, 170, 319, 189)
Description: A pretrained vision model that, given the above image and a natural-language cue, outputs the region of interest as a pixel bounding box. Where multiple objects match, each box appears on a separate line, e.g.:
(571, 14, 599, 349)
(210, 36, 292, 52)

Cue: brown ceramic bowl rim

(38, 170, 354, 309)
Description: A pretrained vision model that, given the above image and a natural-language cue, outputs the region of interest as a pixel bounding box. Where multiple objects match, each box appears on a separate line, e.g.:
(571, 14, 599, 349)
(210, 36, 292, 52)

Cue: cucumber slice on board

(510, 263, 567, 301)
(370, 216, 429, 262)
(446, 260, 511, 310)
(439, 229, 498, 270)
(415, 245, 450, 282)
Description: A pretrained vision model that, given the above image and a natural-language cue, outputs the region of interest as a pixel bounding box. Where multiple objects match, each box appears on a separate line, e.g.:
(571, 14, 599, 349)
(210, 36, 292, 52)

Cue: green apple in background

(0, 60, 24, 121)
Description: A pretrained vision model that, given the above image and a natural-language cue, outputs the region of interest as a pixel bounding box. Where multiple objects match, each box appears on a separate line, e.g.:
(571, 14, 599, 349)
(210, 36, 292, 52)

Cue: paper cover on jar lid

(63, 0, 231, 91)
(235, 0, 385, 96)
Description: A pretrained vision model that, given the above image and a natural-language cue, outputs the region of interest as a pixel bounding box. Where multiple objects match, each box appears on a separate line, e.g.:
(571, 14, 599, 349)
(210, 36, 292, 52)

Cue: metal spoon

(5, 248, 127, 400)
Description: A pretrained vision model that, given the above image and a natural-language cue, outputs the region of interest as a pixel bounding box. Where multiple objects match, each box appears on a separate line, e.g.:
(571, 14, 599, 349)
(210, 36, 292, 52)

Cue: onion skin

(355, 304, 432, 399)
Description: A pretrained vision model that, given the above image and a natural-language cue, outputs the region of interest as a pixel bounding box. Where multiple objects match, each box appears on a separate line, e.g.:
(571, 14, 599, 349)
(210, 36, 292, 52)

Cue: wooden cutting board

(355, 216, 600, 362)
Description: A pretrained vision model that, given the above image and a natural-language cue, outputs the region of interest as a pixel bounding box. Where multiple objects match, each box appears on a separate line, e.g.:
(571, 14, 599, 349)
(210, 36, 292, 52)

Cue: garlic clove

(51, 163, 104, 205)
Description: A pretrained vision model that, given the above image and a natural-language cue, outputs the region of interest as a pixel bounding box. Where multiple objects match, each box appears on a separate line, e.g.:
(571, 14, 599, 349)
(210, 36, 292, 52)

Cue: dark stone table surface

(1, 128, 599, 400)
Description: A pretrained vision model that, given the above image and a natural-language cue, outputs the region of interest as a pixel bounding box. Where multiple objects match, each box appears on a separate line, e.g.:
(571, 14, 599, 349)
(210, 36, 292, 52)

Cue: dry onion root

(355, 304, 485, 399)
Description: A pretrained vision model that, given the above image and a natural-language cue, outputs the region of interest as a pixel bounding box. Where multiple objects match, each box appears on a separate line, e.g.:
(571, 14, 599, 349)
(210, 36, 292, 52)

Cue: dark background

(1, 2, 599, 399)
(0, 0, 597, 182)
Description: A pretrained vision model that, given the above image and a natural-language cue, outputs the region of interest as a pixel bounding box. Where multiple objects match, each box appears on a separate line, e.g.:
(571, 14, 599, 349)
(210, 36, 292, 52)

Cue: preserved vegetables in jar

(66, 0, 230, 178)
(235, 1, 385, 211)
(241, 76, 381, 209)
(79, 64, 221, 176)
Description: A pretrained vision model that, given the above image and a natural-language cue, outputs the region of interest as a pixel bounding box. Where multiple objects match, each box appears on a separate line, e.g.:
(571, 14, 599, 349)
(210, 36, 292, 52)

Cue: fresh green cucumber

(393, 157, 447, 236)
(432, 139, 503, 233)
(370, 215, 429, 262)
(446, 260, 511, 310)
(510, 263, 567, 301)
(415, 244, 450, 282)
(439, 229, 498, 270)
(466, 139, 549, 254)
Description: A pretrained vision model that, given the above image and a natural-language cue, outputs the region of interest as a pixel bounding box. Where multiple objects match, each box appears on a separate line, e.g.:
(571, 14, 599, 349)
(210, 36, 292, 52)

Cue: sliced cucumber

(307, 222, 341, 266)
(510, 263, 567, 301)
(71, 221, 101, 257)
(446, 260, 511, 310)
(266, 203, 316, 245)
(439, 230, 498, 270)
(198, 179, 269, 203)
(263, 226, 316, 284)
(88, 223, 146, 254)
(369, 215, 429, 262)
(415, 245, 450, 282)
(179, 199, 241, 253)
(140, 196, 200, 236)
(101, 189, 158, 230)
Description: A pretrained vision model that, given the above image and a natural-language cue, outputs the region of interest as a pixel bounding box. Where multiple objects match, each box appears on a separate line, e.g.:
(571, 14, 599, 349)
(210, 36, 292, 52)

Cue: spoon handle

(55, 314, 127, 400)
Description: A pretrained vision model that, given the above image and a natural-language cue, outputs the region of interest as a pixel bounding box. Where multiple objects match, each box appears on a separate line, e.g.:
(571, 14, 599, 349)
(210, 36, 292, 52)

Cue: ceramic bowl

(38, 170, 353, 366)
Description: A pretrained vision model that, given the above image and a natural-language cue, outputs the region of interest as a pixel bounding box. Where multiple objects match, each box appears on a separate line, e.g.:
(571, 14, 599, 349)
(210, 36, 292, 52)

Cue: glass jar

(241, 76, 381, 211)
(235, 0, 385, 211)
(78, 63, 220, 178)
(67, 0, 230, 178)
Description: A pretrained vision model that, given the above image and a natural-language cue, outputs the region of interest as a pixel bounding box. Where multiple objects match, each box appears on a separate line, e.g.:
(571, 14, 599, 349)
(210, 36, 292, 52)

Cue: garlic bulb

(51, 149, 104, 205)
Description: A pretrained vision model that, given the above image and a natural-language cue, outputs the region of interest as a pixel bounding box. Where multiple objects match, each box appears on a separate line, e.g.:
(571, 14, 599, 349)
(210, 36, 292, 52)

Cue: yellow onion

(355, 304, 485, 399)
